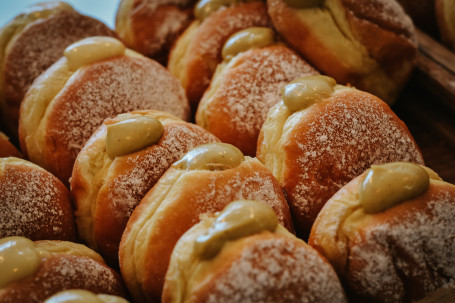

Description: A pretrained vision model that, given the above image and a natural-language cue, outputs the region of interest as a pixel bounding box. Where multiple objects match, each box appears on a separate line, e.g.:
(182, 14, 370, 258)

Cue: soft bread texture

(196, 44, 318, 156)
(115, 0, 196, 62)
(309, 168, 455, 302)
(436, 0, 455, 50)
(0, 239, 127, 302)
(257, 86, 424, 238)
(0, 132, 21, 158)
(0, 157, 76, 241)
(163, 222, 347, 303)
(267, 0, 417, 103)
(0, 1, 116, 138)
(119, 157, 294, 302)
(168, 1, 270, 108)
(19, 47, 190, 186)
(71, 110, 219, 267)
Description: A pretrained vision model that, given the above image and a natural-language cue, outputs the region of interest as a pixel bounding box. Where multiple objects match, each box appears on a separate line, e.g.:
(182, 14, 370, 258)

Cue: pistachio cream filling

(64, 36, 126, 70)
(359, 162, 430, 214)
(194, 200, 278, 259)
(282, 75, 336, 112)
(283, 0, 324, 9)
(0, 237, 47, 288)
(172, 143, 244, 171)
(222, 27, 275, 60)
(194, 0, 259, 21)
(105, 116, 164, 158)
(45, 289, 129, 303)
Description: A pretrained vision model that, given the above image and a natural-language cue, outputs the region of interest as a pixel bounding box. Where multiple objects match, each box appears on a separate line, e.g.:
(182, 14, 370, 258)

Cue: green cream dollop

(222, 27, 275, 60)
(282, 75, 336, 112)
(194, 200, 278, 259)
(105, 116, 164, 158)
(172, 143, 244, 171)
(359, 162, 430, 214)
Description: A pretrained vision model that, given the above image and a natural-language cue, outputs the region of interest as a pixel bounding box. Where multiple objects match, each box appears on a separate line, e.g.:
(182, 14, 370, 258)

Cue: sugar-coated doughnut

(45, 289, 130, 303)
(0, 1, 116, 138)
(309, 162, 455, 302)
(71, 110, 219, 267)
(267, 0, 418, 104)
(0, 237, 127, 303)
(196, 34, 318, 156)
(163, 200, 347, 303)
(115, 0, 196, 63)
(119, 143, 294, 302)
(19, 37, 190, 186)
(168, 1, 271, 108)
(257, 76, 424, 238)
(0, 157, 76, 241)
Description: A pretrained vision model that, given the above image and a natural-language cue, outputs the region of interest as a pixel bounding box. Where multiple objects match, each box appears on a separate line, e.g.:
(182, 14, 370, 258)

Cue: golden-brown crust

(19, 54, 189, 186)
(119, 157, 294, 302)
(0, 252, 127, 302)
(309, 172, 455, 302)
(163, 227, 347, 303)
(115, 0, 196, 63)
(71, 110, 219, 267)
(196, 44, 318, 156)
(0, 158, 77, 241)
(168, 1, 271, 108)
(257, 88, 424, 238)
(0, 132, 21, 158)
(1, 8, 116, 138)
(267, 0, 417, 103)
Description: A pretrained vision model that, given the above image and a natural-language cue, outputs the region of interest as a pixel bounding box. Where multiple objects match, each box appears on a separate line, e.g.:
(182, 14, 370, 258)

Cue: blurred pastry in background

(0, 157, 77, 241)
(168, 0, 271, 109)
(19, 36, 190, 186)
(309, 162, 455, 302)
(0, 1, 116, 138)
(267, 0, 418, 104)
(163, 200, 347, 303)
(0, 131, 21, 158)
(120, 143, 294, 302)
(196, 27, 318, 156)
(0, 237, 127, 302)
(257, 76, 424, 238)
(71, 110, 219, 267)
(436, 0, 455, 50)
(115, 0, 197, 64)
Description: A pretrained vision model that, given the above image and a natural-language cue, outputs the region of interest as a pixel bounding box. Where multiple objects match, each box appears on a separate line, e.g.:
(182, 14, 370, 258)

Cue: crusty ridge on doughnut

(309, 170, 455, 302)
(0, 1, 116, 137)
(196, 44, 318, 156)
(115, 0, 196, 62)
(168, 1, 271, 108)
(267, 0, 417, 103)
(19, 48, 189, 185)
(257, 85, 424, 237)
(71, 110, 219, 267)
(0, 157, 77, 241)
(120, 156, 294, 302)
(163, 221, 347, 303)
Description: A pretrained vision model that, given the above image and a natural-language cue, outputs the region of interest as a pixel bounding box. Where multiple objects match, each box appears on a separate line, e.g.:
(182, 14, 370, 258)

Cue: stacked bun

(309, 162, 455, 302)
(0, 1, 116, 137)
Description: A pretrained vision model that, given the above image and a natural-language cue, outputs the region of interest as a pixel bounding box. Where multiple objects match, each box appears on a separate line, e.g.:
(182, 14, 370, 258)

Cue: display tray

(393, 30, 455, 184)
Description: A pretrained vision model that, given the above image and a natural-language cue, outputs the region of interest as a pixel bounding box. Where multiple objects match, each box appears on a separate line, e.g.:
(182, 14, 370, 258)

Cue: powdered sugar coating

(205, 236, 346, 303)
(0, 160, 75, 240)
(4, 10, 114, 108)
(0, 255, 125, 302)
(341, 0, 416, 42)
(281, 90, 423, 234)
(347, 193, 455, 302)
(198, 45, 317, 155)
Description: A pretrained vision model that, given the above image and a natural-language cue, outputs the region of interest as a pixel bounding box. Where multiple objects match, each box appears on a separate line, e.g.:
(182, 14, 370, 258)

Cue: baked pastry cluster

(1, 1, 453, 302)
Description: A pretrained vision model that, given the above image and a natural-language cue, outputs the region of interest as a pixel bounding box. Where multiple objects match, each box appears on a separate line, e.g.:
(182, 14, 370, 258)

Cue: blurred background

(0, 0, 121, 28)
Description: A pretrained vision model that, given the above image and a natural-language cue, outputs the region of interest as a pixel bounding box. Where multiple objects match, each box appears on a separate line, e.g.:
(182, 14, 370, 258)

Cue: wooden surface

(393, 30, 455, 184)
